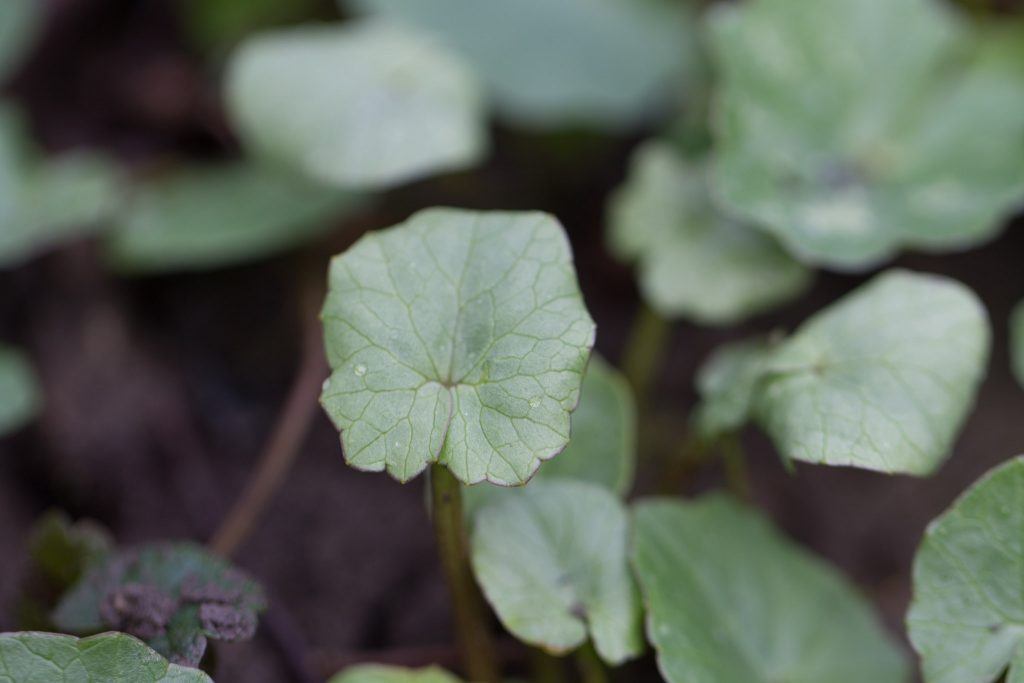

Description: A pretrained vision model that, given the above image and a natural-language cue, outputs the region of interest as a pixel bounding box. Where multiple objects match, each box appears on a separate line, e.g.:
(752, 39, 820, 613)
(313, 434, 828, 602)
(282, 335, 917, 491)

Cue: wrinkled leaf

(609, 142, 810, 324)
(54, 542, 266, 667)
(0, 0, 40, 82)
(0, 344, 39, 437)
(709, 0, 1024, 270)
(907, 455, 1024, 683)
(226, 20, 487, 190)
(106, 162, 361, 273)
(328, 665, 463, 683)
(349, 0, 699, 130)
(0, 632, 211, 682)
(1012, 300, 1024, 390)
(471, 480, 642, 663)
(30, 511, 113, 590)
(320, 208, 595, 486)
(693, 336, 776, 441)
(632, 495, 907, 683)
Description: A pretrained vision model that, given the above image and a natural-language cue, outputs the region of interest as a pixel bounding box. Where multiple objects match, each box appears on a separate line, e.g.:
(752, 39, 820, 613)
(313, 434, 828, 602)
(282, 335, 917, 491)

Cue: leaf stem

(528, 649, 567, 683)
(430, 464, 501, 683)
(621, 302, 671, 412)
(721, 434, 752, 502)
(574, 642, 608, 683)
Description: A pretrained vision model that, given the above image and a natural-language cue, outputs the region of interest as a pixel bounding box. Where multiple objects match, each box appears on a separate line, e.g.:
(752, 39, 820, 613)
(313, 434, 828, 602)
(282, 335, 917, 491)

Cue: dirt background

(1, 1, 1023, 681)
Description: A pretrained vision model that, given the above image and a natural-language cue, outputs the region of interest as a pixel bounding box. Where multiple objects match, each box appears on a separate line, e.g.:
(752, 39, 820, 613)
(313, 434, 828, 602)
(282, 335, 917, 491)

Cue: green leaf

(907, 455, 1024, 683)
(328, 665, 463, 683)
(0, 344, 39, 436)
(320, 208, 596, 486)
(53, 542, 266, 667)
(30, 511, 113, 590)
(225, 20, 487, 190)
(0, 0, 41, 82)
(631, 495, 907, 683)
(182, 0, 322, 53)
(106, 162, 362, 273)
(471, 480, 642, 663)
(0, 632, 211, 682)
(709, 0, 1024, 270)
(753, 269, 989, 475)
(348, 0, 700, 130)
(608, 142, 811, 324)
(693, 336, 776, 441)
(1012, 300, 1024, 390)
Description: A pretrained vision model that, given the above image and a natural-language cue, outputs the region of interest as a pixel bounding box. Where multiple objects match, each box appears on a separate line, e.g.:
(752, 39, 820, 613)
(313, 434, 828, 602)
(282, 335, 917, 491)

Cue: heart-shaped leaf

(709, 0, 1024, 270)
(1012, 300, 1024, 390)
(320, 208, 596, 485)
(907, 455, 1024, 683)
(609, 142, 810, 324)
(226, 20, 487, 190)
(632, 495, 907, 683)
(54, 542, 266, 667)
(0, 344, 39, 437)
(0, 0, 40, 82)
(106, 162, 362, 273)
(471, 480, 642, 663)
(349, 0, 700, 129)
(328, 665, 463, 683)
(0, 632, 212, 682)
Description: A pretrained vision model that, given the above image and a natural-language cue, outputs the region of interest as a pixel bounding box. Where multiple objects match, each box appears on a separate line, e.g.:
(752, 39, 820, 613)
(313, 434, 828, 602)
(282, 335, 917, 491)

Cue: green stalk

(621, 302, 671, 412)
(574, 642, 609, 683)
(430, 464, 501, 683)
(721, 435, 752, 501)
(529, 649, 567, 683)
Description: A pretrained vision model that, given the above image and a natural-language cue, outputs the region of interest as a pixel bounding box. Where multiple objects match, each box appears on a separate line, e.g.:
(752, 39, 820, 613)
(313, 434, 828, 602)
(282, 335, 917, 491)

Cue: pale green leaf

(693, 336, 776, 441)
(0, 344, 39, 437)
(709, 0, 1024, 270)
(609, 142, 810, 324)
(1012, 300, 1024, 390)
(106, 162, 361, 273)
(349, 0, 699, 129)
(0, 0, 41, 82)
(0, 632, 211, 682)
(471, 480, 642, 663)
(907, 455, 1024, 683)
(320, 208, 595, 486)
(632, 495, 908, 683)
(225, 20, 487, 190)
(754, 269, 989, 475)
(328, 664, 463, 683)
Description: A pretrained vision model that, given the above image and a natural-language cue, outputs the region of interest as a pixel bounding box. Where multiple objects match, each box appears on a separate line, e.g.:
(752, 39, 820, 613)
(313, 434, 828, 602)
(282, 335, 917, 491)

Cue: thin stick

(210, 298, 327, 558)
(430, 464, 501, 683)
(574, 642, 609, 683)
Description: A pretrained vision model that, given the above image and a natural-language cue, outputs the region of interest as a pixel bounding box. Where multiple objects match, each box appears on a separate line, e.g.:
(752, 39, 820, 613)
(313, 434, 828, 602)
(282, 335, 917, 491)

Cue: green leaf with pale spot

(632, 495, 908, 683)
(348, 0, 700, 130)
(471, 480, 642, 663)
(106, 162, 362, 273)
(0, 0, 40, 82)
(0, 344, 39, 437)
(1012, 300, 1024, 390)
(753, 269, 989, 475)
(609, 142, 810, 324)
(328, 665, 463, 683)
(225, 20, 487, 191)
(320, 208, 595, 486)
(693, 336, 776, 441)
(907, 455, 1024, 683)
(709, 0, 1024, 270)
(0, 632, 211, 682)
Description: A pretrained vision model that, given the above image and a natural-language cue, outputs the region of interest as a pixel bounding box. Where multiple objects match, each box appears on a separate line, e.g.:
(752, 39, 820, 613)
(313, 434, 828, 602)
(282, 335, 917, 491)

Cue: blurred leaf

(0, 105, 121, 268)
(692, 336, 775, 441)
(1013, 300, 1024, 390)
(632, 495, 907, 683)
(226, 20, 487, 190)
(0, 0, 41, 83)
(320, 208, 595, 486)
(329, 665, 464, 683)
(350, 0, 700, 130)
(907, 455, 1024, 683)
(608, 142, 811, 324)
(709, 0, 1024, 270)
(54, 542, 266, 667)
(182, 0, 322, 53)
(471, 480, 642, 663)
(30, 511, 113, 590)
(0, 344, 39, 437)
(753, 269, 989, 475)
(106, 162, 362, 273)
(0, 632, 212, 682)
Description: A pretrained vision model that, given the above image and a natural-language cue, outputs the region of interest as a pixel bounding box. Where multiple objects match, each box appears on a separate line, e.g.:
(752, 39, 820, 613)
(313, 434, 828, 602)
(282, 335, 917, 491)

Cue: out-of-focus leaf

(349, 0, 700, 130)
(328, 665, 464, 683)
(106, 162, 362, 273)
(54, 542, 266, 667)
(182, 0, 322, 53)
(320, 208, 595, 486)
(0, 0, 41, 82)
(1012, 300, 1024, 390)
(693, 336, 776, 441)
(609, 142, 811, 324)
(0, 631, 212, 682)
(30, 511, 113, 590)
(471, 480, 642, 663)
(709, 0, 1024, 270)
(907, 455, 1024, 683)
(632, 495, 907, 683)
(0, 344, 39, 437)
(226, 20, 487, 190)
